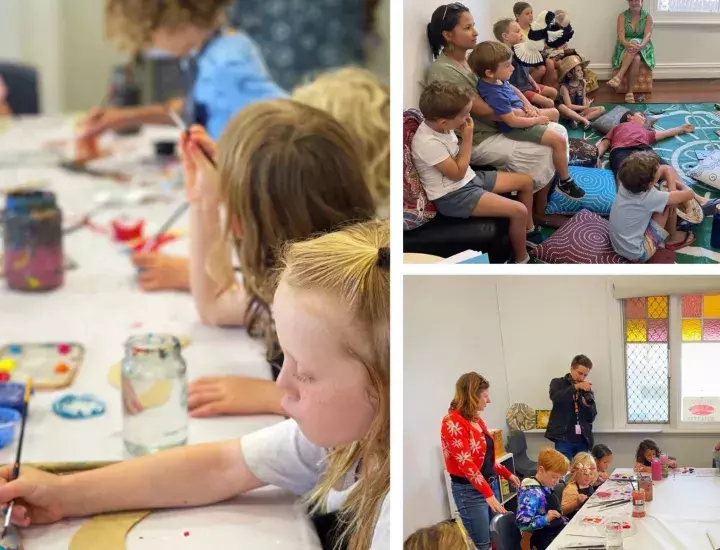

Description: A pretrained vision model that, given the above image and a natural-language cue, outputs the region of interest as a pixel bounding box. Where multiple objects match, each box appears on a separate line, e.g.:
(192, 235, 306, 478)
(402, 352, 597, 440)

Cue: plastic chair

(553, 478, 567, 504)
(0, 62, 39, 114)
(506, 431, 538, 478)
(490, 512, 521, 550)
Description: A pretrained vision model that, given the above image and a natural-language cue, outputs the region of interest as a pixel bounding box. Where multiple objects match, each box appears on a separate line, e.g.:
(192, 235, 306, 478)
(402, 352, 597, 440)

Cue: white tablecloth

(548, 468, 720, 549)
(0, 117, 316, 549)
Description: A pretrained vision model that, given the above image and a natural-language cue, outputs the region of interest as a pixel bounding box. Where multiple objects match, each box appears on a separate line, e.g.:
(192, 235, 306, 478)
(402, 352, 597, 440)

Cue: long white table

(548, 467, 720, 549)
(0, 116, 318, 549)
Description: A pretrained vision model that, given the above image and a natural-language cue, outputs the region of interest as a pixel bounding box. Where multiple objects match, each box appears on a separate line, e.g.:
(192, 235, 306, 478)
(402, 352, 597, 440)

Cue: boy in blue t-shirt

(469, 41, 584, 200)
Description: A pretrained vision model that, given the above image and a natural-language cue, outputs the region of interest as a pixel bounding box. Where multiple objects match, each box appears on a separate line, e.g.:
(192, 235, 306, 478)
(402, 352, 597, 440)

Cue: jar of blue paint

(0, 408, 21, 448)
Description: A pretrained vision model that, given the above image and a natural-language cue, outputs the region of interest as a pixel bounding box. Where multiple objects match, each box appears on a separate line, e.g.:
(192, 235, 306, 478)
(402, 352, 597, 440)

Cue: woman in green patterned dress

(607, 0, 655, 103)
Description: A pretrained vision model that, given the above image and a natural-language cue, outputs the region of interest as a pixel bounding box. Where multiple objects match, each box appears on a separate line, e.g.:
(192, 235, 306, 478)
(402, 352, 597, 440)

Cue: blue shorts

(432, 172, 498, 218)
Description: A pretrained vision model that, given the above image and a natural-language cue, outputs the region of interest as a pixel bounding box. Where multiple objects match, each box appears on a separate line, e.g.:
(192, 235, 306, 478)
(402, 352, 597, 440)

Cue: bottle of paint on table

(121, 334, 188, 456)
(651, 457, 663, 481)
(638, 474, 653, 502)
(3, 190, 63, 291)
(632, 489, 646, 518)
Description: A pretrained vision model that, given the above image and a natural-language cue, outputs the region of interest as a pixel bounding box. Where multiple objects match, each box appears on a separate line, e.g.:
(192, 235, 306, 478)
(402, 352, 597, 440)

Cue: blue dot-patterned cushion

(545, 166, 616, 216)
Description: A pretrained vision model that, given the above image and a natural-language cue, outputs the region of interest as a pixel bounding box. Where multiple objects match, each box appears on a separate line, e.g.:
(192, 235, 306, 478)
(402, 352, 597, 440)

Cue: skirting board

(590, 62, 720, 80)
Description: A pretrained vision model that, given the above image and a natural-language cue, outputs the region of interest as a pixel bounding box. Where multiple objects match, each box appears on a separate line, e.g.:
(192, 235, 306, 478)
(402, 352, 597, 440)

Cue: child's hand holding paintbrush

(179, 125, 221, 205)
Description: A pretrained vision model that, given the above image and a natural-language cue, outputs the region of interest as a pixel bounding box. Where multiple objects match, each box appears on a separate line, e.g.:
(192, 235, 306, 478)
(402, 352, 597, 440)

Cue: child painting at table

(591, 444, 613, 487)
(404, 519, 471, 550)
(561, 452, 597, 519)
(131, 66, 388, 291)
(468, 41, 586, 200)
(0, 219, 390, 550)
(635, 438, 677, 472)
(516, 448, 570, 550)
(79, 0, 285, 141)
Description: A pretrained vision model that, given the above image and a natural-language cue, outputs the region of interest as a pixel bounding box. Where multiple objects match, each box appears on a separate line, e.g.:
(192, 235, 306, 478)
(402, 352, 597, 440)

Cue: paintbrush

(708, 531, 719, 550)
(141, 110, 215, 253)
(587, 498, 629, 508)
(1, 380, 32, 538)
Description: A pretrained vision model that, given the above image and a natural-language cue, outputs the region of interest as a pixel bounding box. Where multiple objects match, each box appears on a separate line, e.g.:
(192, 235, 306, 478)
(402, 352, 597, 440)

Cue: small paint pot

(0, 408, 21, 448)
(154, 140, 177, 158)
(111, 216, 144, 242)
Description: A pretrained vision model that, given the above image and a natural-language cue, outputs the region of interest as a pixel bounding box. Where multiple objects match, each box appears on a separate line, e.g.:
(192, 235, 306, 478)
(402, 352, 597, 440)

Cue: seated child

(591, 444, 613, 487)
(609, 152, 696, 262)
(0, 75, 11, 116)
(412, 81, 544, 263)
(468, 41, 585, 200)
(517, 447, 570, 550)
(556, 56, 605, 129)
(561, 452, 597, 519)
(493, 18, 558, 109)
(404, 519, 470, 550)
(635, 439, 677, 472)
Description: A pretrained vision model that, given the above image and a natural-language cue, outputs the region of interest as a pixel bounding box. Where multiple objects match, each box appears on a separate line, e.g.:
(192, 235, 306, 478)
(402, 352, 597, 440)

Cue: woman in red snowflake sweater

(441, 372, 521, 550)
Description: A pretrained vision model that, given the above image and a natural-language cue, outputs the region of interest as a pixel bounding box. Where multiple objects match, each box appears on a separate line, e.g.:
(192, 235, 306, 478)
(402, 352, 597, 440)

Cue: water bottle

(121, 334, 188, 455)
(3, 190, 63, 291)
(651, 457, 662, 481)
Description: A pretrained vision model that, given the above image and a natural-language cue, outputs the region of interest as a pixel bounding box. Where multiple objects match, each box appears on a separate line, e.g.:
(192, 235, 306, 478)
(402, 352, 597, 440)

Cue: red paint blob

(58, 343, 71, 355)
(184, 531, 190, 537)
(0, 372, 10, 383)
(689, 404, 715, 416)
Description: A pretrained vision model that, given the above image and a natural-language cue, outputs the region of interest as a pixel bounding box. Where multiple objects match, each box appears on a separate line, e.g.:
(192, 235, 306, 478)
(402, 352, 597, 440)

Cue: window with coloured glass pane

(623, 294, 720, 426)
(624, 296, 669, 424)
(680, 295, 720, 423)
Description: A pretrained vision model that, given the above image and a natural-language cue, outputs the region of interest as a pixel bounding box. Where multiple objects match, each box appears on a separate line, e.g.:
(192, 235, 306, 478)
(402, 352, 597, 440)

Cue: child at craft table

(591, 444, 613, 487)
(635, 438, 677, 472)
(78, 0, 285, 142)
(516, 448, 570, 550)
(560, 452, 597, 520)
(0, 220, 390, 550)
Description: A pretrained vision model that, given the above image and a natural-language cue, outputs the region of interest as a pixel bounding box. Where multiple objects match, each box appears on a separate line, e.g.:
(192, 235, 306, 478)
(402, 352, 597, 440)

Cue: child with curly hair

(80, 0, 285, 140)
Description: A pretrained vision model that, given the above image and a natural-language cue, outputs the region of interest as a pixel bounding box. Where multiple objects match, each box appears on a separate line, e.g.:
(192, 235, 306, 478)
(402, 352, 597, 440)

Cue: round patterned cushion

(506, 403, 536, 431)
(545, 166, 616, 216)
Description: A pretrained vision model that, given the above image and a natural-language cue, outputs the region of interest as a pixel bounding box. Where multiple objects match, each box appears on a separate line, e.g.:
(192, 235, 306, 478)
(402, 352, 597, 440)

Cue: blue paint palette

(52, 394, 106, 419)
(0, 383, 27, 414)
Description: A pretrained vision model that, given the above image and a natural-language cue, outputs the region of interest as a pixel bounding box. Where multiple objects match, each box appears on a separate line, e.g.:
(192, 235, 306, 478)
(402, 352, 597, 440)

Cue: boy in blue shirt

(469, 41, 584, 199)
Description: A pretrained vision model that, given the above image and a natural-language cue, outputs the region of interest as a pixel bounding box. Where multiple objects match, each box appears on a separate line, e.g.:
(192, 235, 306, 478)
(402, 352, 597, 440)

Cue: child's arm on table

(634, 462, 651, 473)
(433, 116, 474, 181)
(0, 440, 262, 526)
(184, 126, 249, 327)
(655, 123, 694, 141)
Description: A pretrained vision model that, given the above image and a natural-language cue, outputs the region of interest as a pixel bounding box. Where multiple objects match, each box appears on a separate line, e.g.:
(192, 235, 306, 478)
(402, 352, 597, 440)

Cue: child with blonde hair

(134, 100, 376, 418)
(404, 519, 471, 549)
(516, 447, 570, 550)
(293, 67, 390, 211)
(0, 219, 390, 550)
(561, 452, 597, 518)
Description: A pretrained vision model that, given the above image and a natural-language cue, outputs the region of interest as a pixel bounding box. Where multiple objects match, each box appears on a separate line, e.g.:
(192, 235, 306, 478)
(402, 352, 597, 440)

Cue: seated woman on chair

(0, 76, 11, 116)
(607, 0, 655, 104)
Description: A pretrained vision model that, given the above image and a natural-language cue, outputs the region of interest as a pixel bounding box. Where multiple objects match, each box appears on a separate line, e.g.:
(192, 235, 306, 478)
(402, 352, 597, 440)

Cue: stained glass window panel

(703, 319, 720, 341)
(627, 320, 647, 342)
(703, 295, 720, 318)
(682, 319, 702, 341)
(648, 296, 668, 319)
(682, 295, 702, 318)
(626, 298, 646, 320)
(647, 319, 668, 342)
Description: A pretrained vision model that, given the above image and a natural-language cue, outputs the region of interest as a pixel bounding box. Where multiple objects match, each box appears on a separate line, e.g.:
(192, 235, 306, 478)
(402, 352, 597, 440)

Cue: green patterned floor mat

(562, 102, 720, 263)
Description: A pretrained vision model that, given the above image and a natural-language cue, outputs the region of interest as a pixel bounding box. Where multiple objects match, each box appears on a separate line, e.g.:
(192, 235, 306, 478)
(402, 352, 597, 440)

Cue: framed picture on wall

(536, 409, 551, 429)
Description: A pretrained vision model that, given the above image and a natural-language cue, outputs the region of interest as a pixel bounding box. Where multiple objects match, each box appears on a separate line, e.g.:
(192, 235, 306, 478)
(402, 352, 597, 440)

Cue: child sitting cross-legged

(516, 447, 570, 550)
(609, 151, 696, 262)
(493, 19, 558, 109)
(561, 452, 597, 520)
(556, 56, 605, 129)
(468, 41, 585, 200)
(412, 81, 544, 263)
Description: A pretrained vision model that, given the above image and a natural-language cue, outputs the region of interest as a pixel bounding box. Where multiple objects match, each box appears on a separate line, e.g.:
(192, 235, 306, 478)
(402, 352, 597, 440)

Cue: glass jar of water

(121, 334, 187, 455)
(605, 520, 623, 549)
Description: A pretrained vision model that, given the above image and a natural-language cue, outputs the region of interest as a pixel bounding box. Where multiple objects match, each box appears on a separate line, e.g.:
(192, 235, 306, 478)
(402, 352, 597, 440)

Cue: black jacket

(544, 374, 597, 448)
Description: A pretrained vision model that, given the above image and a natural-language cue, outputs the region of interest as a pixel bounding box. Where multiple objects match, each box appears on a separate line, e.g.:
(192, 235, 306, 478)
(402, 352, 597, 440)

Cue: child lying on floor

(556, 56, 605, 129)
(597, 111, 719, 213)
(609, 151, 695, 262)
(469, 41, 586, 200)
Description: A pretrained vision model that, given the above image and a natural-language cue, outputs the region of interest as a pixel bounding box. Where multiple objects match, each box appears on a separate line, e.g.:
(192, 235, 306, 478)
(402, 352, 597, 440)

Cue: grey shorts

(432, 171, 498, 218)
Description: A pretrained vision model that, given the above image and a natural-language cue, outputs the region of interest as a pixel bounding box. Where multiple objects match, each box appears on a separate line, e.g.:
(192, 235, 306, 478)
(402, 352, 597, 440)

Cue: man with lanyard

(80, 1, 286, 141)
(544, 355, 597, 461)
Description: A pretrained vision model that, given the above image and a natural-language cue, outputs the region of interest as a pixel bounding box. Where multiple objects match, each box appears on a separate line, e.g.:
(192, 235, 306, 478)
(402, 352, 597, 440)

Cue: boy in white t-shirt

(411, 81, 543, 263)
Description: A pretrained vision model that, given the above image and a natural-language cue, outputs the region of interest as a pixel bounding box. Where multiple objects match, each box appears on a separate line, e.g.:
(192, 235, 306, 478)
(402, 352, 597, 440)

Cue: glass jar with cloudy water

(121, 334, 188, 455)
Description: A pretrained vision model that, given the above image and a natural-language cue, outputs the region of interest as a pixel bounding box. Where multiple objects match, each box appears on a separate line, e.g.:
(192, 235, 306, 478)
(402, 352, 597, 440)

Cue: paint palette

(0, 525, 22, 549)
(0, 342, 84, 390)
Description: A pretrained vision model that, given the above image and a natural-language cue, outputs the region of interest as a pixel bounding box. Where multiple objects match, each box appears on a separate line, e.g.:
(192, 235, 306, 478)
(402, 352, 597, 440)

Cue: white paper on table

(439, 250, 485, 263)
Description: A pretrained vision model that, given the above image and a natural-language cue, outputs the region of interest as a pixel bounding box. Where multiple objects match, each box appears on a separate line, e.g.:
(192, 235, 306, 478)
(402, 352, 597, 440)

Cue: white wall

(404, 275, 720, 538)
(486, 0, 720, 79)
(403, 0, 491, 109)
